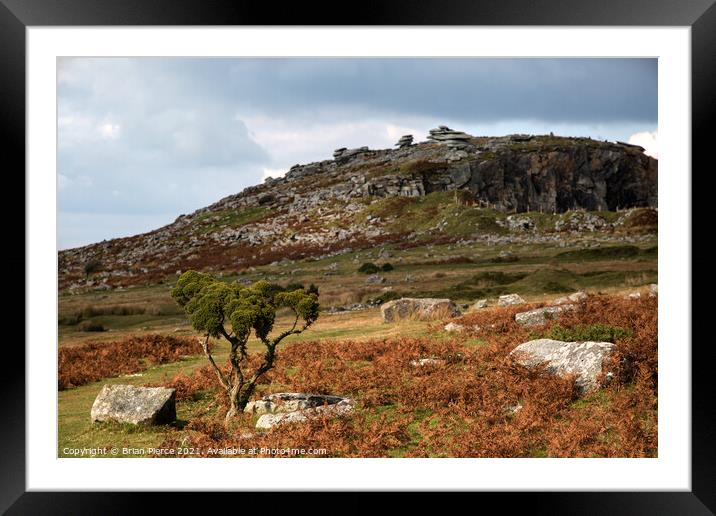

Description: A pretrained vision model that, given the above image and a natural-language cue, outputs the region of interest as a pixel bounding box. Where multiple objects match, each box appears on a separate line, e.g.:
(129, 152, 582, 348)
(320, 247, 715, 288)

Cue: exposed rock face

(90, 384, 176, 425)
(254, 396, 355, 430)
(381, 298, 461, 322)
(510, 339, 615, 394)
(58, 133, 657, 290)
(498, 294, 526, 307)
(244, 392, 348, 416)
(514, 304, 576, 327)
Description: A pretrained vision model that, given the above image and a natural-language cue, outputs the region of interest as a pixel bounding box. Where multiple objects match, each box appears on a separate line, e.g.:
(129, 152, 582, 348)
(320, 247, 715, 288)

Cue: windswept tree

(171, 271, 320, 421)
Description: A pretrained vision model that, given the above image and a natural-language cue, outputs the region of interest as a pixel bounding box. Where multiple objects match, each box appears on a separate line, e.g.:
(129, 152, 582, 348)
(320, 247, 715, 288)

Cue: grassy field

(58, 232, 657, 458)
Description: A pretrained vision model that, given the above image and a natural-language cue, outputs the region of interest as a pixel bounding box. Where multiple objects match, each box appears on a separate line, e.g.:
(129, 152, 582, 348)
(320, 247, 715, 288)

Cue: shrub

(358, 262, 380, 274)
(542, 324, 633, 343)
(171, 271, 319, 421)
(285, 282, 305, 292)
(78, 320, 106, 332)
(380, 263, 394, 272)
(307, 283, 320, 297)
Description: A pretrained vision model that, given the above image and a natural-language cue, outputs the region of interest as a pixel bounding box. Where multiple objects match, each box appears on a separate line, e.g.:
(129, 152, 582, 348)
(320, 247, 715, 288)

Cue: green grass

(537, 324, 633, 343)
(195, 206, 268, 234)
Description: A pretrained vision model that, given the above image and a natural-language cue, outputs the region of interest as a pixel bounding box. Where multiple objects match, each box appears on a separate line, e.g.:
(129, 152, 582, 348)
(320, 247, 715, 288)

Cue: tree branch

(200, 334, 230, 392)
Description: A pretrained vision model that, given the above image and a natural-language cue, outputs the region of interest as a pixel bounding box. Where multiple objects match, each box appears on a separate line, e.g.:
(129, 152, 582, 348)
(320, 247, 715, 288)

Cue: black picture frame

(4, 0, 712, 512)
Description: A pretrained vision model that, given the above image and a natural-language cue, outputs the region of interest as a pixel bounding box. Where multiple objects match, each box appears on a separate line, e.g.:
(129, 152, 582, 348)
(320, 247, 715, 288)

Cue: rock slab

(510, 339, 615, 394)
(381, 297, 461, 322)
(91, 384, 176, 425)
(245, 392, 348, 416)
(498, 293, 526, 307)
(254, 397, 355, 430)
(514, 304, 576, 327)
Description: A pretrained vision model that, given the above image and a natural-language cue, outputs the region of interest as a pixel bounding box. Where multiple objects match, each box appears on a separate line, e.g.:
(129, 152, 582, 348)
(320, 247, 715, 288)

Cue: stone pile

(427, 125, 474, 150)
(395, 135, 414, 148)
(245, 393, 355, 430)
(333, 146, 369, 164)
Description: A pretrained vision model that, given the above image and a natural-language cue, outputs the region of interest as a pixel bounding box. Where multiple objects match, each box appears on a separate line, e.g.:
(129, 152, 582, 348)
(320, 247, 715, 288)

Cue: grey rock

(90, 384, 176, 425)
(510, 339, 615, 394)
(365, 274, 386, 285)
(245, 392, 348, 416)
(649, 283, 658, 297)
(472, 299, 488, 310)
(498, 293, 526, 307)
(409, 358, 446, 367)
(255, 397, 355, 430)
(443, 322, 465, 333)
(514, 304, 576, 327)
(381, 297, 461, 322)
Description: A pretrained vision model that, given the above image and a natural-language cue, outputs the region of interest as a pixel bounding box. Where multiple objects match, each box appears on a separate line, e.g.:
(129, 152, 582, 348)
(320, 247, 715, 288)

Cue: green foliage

(380, 263, 394, 272)
(285, 282, 305, 292)
(358, 262, 380, 274)
(307, 283, 320, 296)
(541, 324, 633, 343)
(171, 271, 319, 345)
(78, 320, 106, 332)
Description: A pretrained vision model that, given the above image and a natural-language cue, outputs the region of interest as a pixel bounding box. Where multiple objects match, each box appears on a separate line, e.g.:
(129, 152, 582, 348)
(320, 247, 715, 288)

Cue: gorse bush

(358, 262, 380, 274)
(380, 263, 394, 272)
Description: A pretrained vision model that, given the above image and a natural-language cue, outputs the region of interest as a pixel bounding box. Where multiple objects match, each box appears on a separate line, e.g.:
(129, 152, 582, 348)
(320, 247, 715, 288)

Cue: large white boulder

(510, 339, 615, 394)
(90, 384, 176, 426)
(381, 298, 461, 322)
(498, 294, 526, 307)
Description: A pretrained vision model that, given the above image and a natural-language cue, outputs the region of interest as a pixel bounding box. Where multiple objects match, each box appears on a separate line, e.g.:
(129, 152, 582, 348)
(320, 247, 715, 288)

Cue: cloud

(628, 131, 658, 158)
(58, 57, 658, 248)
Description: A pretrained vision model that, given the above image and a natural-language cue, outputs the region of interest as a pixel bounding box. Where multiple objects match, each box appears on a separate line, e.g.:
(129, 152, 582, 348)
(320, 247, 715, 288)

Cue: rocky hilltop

(59, 130, 657, 291)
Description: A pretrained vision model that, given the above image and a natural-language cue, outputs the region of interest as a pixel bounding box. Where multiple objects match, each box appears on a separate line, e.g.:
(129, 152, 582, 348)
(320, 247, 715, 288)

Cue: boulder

(90, 384, 176, 425)
(554, 291, 588, 305)
(649, 283, 658, 297)
(510, 339, 615, 394)
(444, 322, 465, 333)
(472, 299, 488, 310)
(255, 397, 355, 430)
(514, 304, 576, 327)
(365, 274, 386, 285)
(498, 294, 526, 307)
(409, 358, 446, 368)
(381, 298, 461, 322)
(245, 392, 348, 416)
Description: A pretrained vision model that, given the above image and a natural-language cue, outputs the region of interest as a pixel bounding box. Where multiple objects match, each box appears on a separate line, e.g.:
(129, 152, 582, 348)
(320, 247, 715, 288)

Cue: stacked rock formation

(427, 125, 474, 150)
(395, 135, 414, 148)
(333, 146, 369, 164)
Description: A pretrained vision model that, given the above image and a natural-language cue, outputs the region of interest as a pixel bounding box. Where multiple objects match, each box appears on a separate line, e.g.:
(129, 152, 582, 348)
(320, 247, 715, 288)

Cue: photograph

(56, 56, 660, 459)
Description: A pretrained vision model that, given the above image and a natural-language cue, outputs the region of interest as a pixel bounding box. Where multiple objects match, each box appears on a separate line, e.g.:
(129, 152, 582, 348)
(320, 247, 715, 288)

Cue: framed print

(5, 0, 713, 512)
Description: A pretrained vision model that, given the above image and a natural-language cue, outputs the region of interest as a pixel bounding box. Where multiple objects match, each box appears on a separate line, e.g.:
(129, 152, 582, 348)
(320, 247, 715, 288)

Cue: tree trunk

(224, 380, 259, 422)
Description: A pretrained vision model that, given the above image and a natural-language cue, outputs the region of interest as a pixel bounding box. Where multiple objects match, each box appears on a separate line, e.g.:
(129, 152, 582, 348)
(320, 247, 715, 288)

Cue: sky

(58, 58, 658, 250)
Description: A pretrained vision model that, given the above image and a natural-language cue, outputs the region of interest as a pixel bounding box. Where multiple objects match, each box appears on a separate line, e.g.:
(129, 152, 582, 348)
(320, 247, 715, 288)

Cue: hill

(58, 132, 657, 291)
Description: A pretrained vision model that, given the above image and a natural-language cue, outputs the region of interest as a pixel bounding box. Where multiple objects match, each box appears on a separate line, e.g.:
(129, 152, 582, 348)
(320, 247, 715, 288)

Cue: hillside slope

(59, 133, 657, 291)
